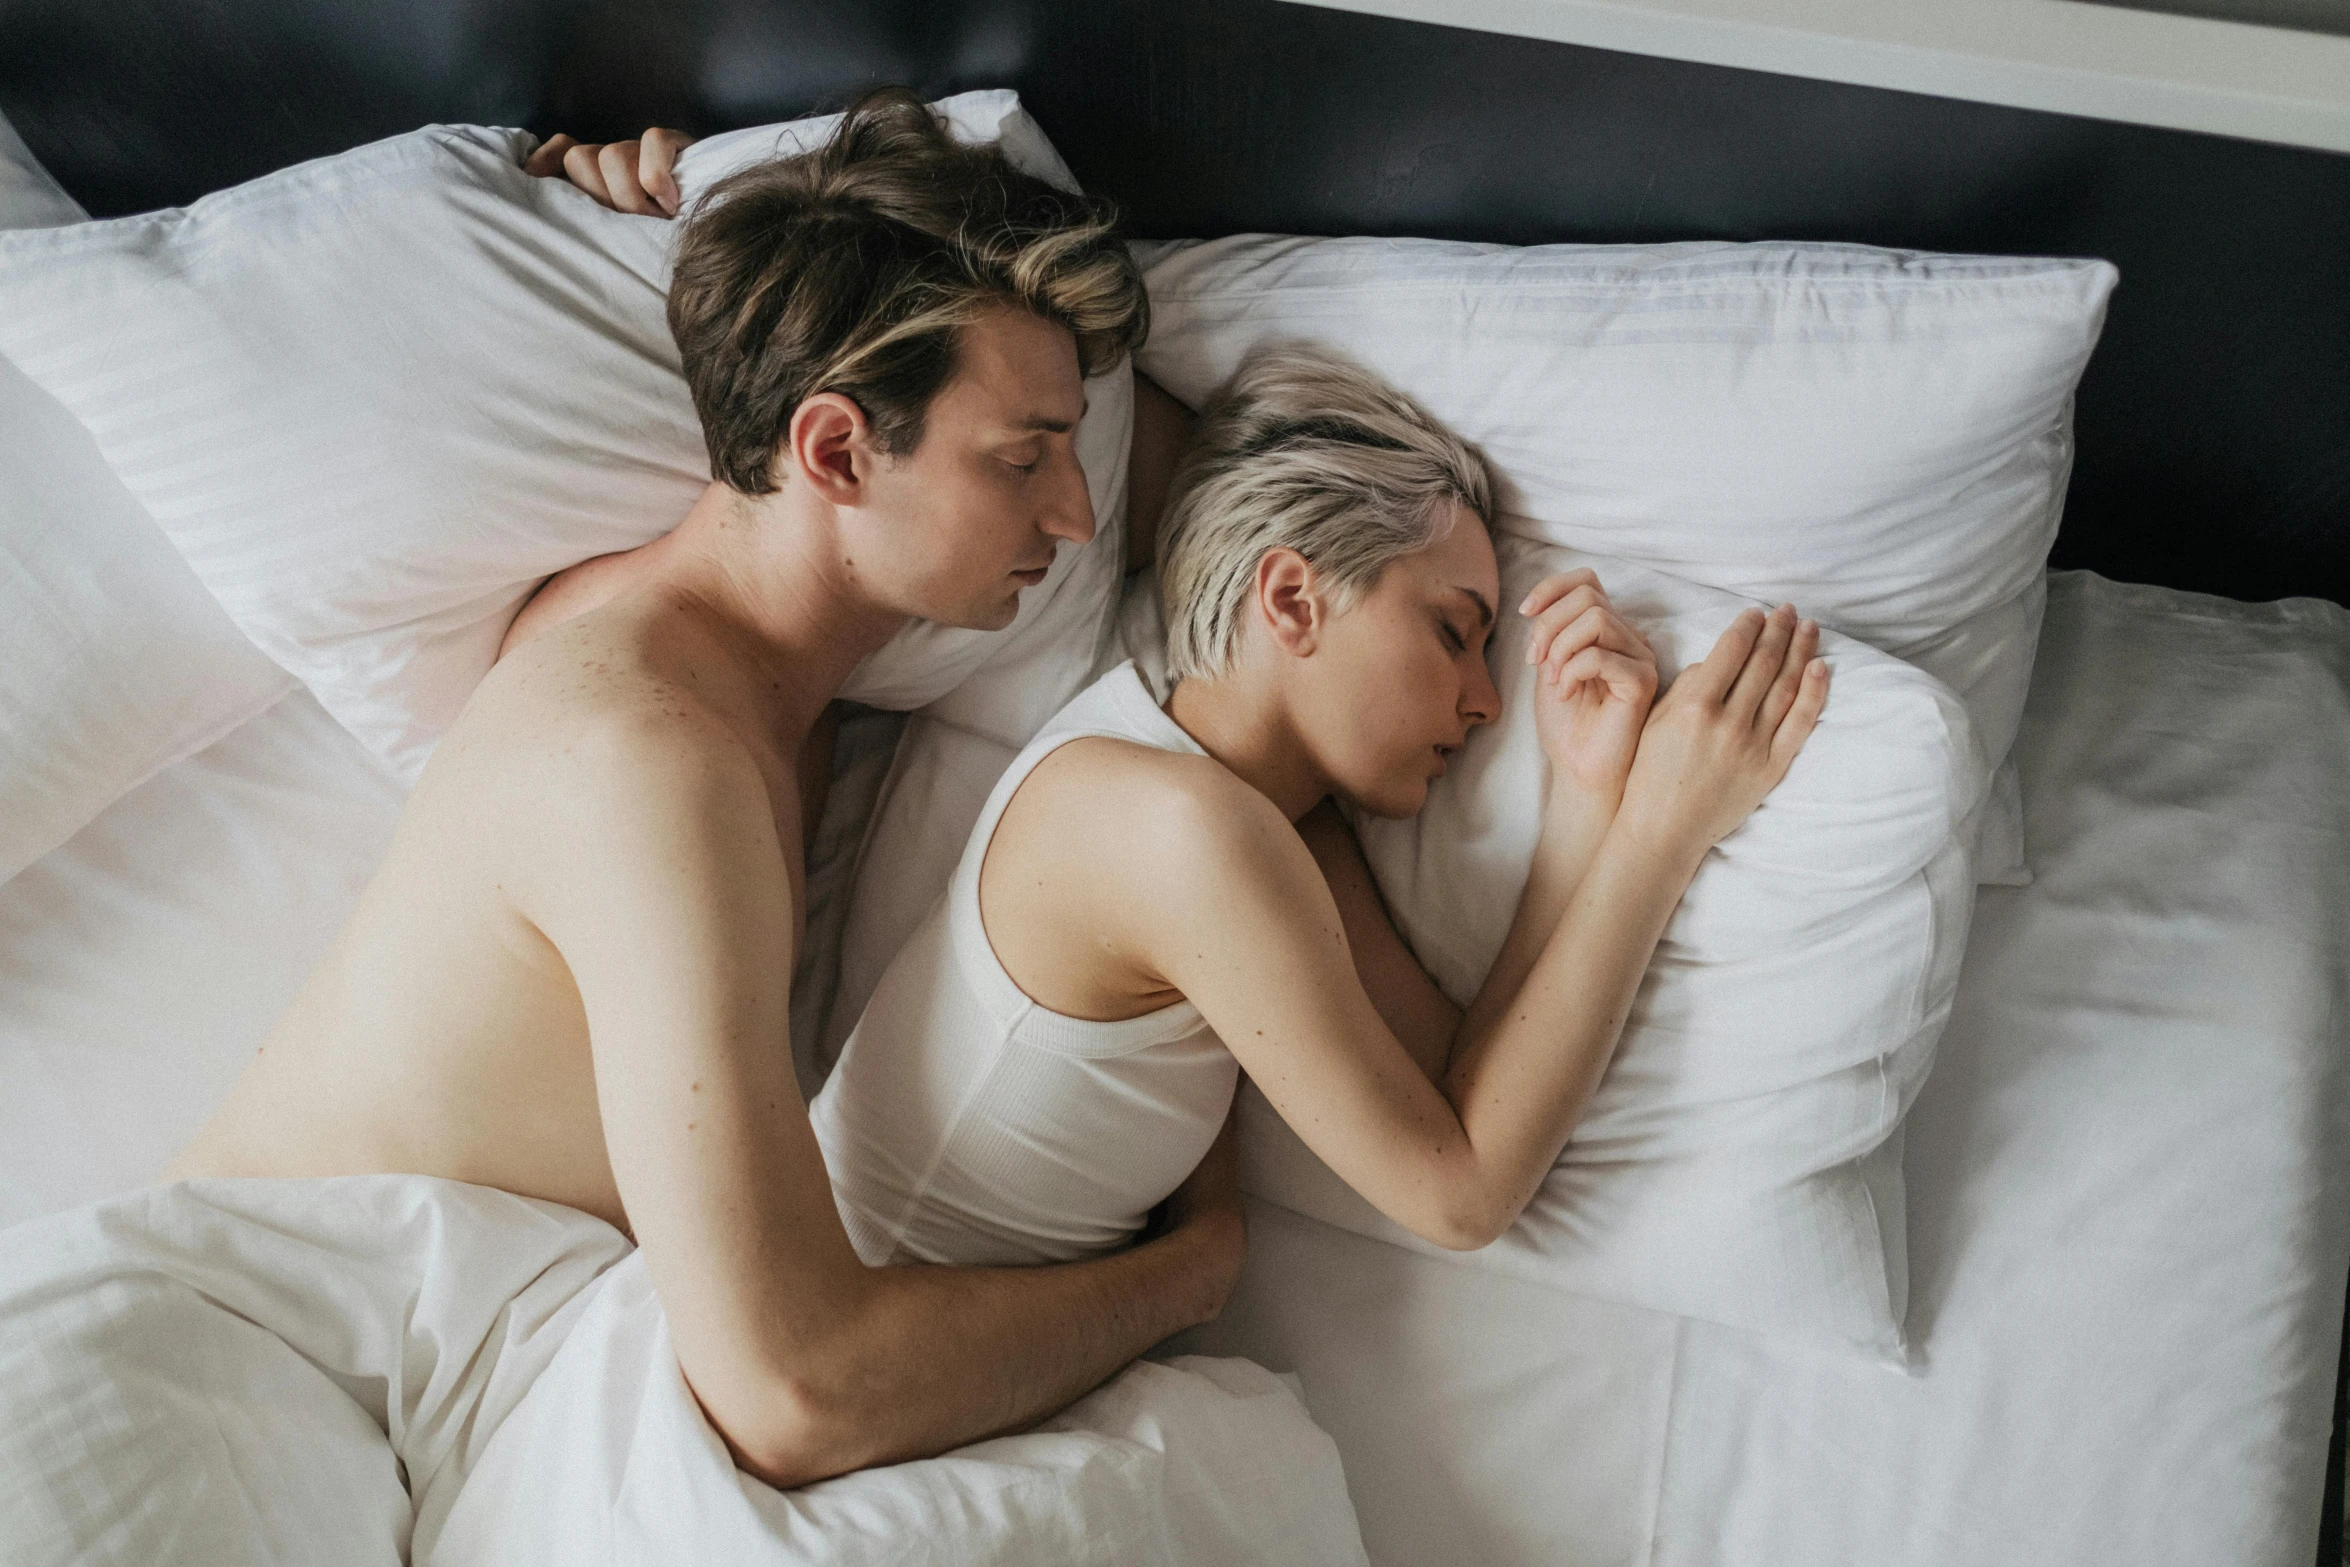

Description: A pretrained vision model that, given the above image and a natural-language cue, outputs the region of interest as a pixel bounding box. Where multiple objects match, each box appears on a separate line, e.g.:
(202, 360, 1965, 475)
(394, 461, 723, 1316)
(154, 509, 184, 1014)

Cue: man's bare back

(168, 586, 817, 1236)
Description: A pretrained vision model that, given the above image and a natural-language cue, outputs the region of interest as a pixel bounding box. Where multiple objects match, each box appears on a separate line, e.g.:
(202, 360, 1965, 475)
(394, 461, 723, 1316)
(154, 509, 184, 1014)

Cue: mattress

(1175, 570, 2350, 1565)
(2, 569, 2344, 1565)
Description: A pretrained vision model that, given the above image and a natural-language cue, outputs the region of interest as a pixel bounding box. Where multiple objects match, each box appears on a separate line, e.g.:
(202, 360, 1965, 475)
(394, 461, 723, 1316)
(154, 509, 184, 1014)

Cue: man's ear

(780, 392, 871, 504)
(1255, 547, 1326, 658)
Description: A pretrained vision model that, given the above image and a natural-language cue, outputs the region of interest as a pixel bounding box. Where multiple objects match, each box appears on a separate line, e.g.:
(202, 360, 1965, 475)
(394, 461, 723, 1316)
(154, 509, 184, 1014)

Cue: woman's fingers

(1688, 607, 1767, 703)
(524, 133, 578, 177)
(1531, 600, 1644, 675)
(1758, 619, 1821, 731)
(1769, 658, 1832, 769)
(1725, 604, 1798, 719)
(1518, 568, 1600, 621)
(1550, 645, 1656, 705)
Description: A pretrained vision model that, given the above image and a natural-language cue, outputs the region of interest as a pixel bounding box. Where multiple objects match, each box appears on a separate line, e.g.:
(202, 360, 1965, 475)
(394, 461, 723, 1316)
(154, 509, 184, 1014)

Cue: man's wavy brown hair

(667, 87, 1148, 495)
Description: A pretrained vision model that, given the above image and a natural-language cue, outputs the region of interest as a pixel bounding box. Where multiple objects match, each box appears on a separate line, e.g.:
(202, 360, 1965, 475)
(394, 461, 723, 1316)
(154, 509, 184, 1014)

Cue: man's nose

(1042, 457, 1096, 546)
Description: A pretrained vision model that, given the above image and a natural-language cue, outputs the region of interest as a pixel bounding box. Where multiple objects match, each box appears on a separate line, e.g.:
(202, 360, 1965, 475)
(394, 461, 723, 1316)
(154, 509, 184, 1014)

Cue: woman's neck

(1164, 671, 1330, 823)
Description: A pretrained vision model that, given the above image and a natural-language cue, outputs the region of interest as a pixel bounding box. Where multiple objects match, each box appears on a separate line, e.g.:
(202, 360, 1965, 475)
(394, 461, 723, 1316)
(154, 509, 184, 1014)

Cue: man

(162, 88, 1242, 1489)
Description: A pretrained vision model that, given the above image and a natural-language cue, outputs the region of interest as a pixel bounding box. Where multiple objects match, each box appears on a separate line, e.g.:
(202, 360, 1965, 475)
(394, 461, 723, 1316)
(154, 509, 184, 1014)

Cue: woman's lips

(1012, 565, 1051, 587)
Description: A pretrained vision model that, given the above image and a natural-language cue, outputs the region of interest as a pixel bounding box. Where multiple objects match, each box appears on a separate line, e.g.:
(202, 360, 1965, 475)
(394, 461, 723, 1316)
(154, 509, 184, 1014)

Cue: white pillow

(1135, 234, 2115, 884)
(0, 92, 1128, 782)
(1124, 541, 1977, 1359)
(0, 112, 292, 886)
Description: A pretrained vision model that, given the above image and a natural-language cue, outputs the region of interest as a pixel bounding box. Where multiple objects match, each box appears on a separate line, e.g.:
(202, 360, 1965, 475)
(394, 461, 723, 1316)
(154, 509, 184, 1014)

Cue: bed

(3, 1, 2346, 1563)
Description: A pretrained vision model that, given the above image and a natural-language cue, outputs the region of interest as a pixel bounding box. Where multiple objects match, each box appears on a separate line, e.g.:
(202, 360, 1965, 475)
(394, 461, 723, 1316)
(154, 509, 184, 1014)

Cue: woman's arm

(1293, 802, 1460, 1082)
(1107, 603, 1829, 1250)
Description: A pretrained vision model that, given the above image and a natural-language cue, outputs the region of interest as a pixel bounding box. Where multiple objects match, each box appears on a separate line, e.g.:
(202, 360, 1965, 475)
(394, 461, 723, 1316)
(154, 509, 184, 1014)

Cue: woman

(811, 343, 1829, 1265)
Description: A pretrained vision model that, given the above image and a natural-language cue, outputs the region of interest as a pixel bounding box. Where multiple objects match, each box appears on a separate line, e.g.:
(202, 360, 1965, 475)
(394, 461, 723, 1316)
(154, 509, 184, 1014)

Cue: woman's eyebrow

(1450, 586, 1494, 628)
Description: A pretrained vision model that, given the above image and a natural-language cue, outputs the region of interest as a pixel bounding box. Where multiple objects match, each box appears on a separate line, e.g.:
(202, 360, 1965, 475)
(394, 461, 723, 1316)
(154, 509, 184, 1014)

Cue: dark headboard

(3, 0, 2345, 607)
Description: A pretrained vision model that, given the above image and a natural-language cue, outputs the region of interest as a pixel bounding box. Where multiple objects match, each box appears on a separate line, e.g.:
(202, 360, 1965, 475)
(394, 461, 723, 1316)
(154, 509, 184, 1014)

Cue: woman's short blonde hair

(1155, 343, 1496, 683)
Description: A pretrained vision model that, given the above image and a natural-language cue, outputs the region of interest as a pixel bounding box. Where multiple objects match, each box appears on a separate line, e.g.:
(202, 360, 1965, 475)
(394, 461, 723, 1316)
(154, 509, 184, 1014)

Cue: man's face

(844, 303, 1095, 630)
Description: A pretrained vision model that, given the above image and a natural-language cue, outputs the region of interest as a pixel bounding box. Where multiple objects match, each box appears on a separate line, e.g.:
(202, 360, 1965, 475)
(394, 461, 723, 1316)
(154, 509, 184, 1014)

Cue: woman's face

(1293, 505, 1503, 818)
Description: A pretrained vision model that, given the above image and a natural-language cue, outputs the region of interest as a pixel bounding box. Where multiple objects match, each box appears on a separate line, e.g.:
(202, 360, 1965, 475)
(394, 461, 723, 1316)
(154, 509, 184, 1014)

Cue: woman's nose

(1462, 657, 1501, 726)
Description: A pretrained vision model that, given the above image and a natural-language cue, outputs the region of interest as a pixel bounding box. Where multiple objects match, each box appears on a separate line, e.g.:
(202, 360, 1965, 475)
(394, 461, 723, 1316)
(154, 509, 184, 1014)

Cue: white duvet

(0, 1176, 1368, 1567)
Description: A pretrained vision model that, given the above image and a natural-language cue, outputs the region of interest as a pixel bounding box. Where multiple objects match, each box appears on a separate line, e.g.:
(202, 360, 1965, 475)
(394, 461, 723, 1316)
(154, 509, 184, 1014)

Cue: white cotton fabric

(1179, 571, 2350, 1567)
(0, 92, 1127, 783)
(0, 108, 291, 886)
(0, 1176, 1367, 1567)
(1117, 541, 1979, 1359)
(813, 664, 1238, 1267)
(1135, 234, 2115, 884)
(0, 566, 2339, 1567)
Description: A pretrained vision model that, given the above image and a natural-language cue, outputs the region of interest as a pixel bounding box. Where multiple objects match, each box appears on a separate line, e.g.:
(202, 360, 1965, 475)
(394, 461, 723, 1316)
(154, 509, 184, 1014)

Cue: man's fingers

(598, 140, 663, 215)
(524, 133, 578, 177)
(639, 127, 694, 215)
(1758, 619, 1821, 731)
(561, 141, 614, 206)
(1769, 658, 1832, 769)
(1725, 604, 1797, 719)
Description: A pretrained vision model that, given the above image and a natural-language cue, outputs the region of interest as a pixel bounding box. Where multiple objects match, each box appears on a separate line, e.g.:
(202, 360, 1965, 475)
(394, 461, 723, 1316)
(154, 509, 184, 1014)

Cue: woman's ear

(1255, 547, 1325, 658)
(781, 391, 871, 505)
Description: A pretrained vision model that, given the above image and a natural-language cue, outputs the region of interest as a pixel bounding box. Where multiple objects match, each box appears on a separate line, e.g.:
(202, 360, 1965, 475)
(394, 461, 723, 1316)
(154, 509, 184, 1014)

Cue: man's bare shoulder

(442, 603, 790, 851)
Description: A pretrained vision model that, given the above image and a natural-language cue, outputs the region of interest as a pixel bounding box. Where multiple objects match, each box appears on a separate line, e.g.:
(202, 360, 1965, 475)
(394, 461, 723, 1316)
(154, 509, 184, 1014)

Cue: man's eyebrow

(1014, 397, 1088, 434)
(1452, 586, 1495, 628)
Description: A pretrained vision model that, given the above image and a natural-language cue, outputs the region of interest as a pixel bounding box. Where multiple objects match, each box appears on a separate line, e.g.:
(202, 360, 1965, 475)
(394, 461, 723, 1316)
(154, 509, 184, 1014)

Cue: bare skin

(982, 513, 1831, 1250)
(168, 301, 1248, 1490)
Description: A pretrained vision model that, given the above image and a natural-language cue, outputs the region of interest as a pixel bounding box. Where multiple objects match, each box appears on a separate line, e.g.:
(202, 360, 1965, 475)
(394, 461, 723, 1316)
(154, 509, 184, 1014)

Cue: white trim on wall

(1285, 0, 2350, 154)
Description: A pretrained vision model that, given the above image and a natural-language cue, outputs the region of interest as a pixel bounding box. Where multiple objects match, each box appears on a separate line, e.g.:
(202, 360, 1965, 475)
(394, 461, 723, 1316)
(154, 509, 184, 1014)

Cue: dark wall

(3, 0, 2345, 606)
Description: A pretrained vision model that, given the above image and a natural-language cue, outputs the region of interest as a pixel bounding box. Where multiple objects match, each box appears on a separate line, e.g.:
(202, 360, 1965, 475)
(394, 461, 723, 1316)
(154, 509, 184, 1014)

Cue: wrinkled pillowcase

(0, 90, 1127, 783)
(1126, 537, 1979, 1360)
(0, 109, 291, 887)
(1136, 233, 2116, 885)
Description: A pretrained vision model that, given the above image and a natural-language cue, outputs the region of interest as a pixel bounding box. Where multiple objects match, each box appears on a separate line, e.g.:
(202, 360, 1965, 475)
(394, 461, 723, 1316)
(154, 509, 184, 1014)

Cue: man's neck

(1164, 671, 1330, 823)
(653, 481, 909, 740)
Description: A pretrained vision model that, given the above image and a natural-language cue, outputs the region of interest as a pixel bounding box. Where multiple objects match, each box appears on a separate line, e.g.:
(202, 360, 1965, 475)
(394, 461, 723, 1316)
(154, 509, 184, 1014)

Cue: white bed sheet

(3, 570, 2344, 1565)
(1174, 569, 2350, 1565)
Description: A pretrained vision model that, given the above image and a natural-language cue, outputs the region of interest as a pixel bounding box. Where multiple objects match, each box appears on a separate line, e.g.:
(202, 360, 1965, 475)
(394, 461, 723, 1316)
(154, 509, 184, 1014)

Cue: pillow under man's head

(667, 85, 1149, 495)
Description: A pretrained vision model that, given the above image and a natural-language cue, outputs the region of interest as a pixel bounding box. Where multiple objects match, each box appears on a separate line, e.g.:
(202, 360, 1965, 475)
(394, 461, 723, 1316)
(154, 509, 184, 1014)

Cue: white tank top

(809, 662, 1239, 1268)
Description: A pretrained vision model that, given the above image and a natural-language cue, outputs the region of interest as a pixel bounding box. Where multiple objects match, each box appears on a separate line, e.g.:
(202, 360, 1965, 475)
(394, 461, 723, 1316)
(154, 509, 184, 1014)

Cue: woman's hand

(1617, 603, 1829, 859)
(1521, 569, 1660, 806)
(524, 128, 698, 216)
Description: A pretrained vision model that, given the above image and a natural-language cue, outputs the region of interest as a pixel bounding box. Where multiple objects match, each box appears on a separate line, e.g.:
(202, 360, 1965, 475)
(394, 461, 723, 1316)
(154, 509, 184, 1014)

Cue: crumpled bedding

(0, 1175, 1369, 1567)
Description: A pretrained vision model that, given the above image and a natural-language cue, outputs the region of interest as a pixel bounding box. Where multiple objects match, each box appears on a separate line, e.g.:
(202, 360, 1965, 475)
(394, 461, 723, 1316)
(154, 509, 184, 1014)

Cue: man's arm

(521, 708, 1240, 1489)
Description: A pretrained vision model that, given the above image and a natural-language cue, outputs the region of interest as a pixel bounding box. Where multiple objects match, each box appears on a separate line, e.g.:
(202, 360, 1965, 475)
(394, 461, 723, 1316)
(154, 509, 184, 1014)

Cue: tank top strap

(944, 662, 1210, 1050)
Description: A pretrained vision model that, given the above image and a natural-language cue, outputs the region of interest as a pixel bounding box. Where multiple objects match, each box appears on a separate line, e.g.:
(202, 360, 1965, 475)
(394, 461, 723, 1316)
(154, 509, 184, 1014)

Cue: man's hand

(1520, 569, 1659, 806)
(525, 128, 698, 216)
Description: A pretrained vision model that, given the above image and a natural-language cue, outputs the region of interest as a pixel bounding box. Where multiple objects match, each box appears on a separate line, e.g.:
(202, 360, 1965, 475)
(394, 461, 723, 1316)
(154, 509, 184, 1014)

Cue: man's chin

(938, 593, 1023, 633)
